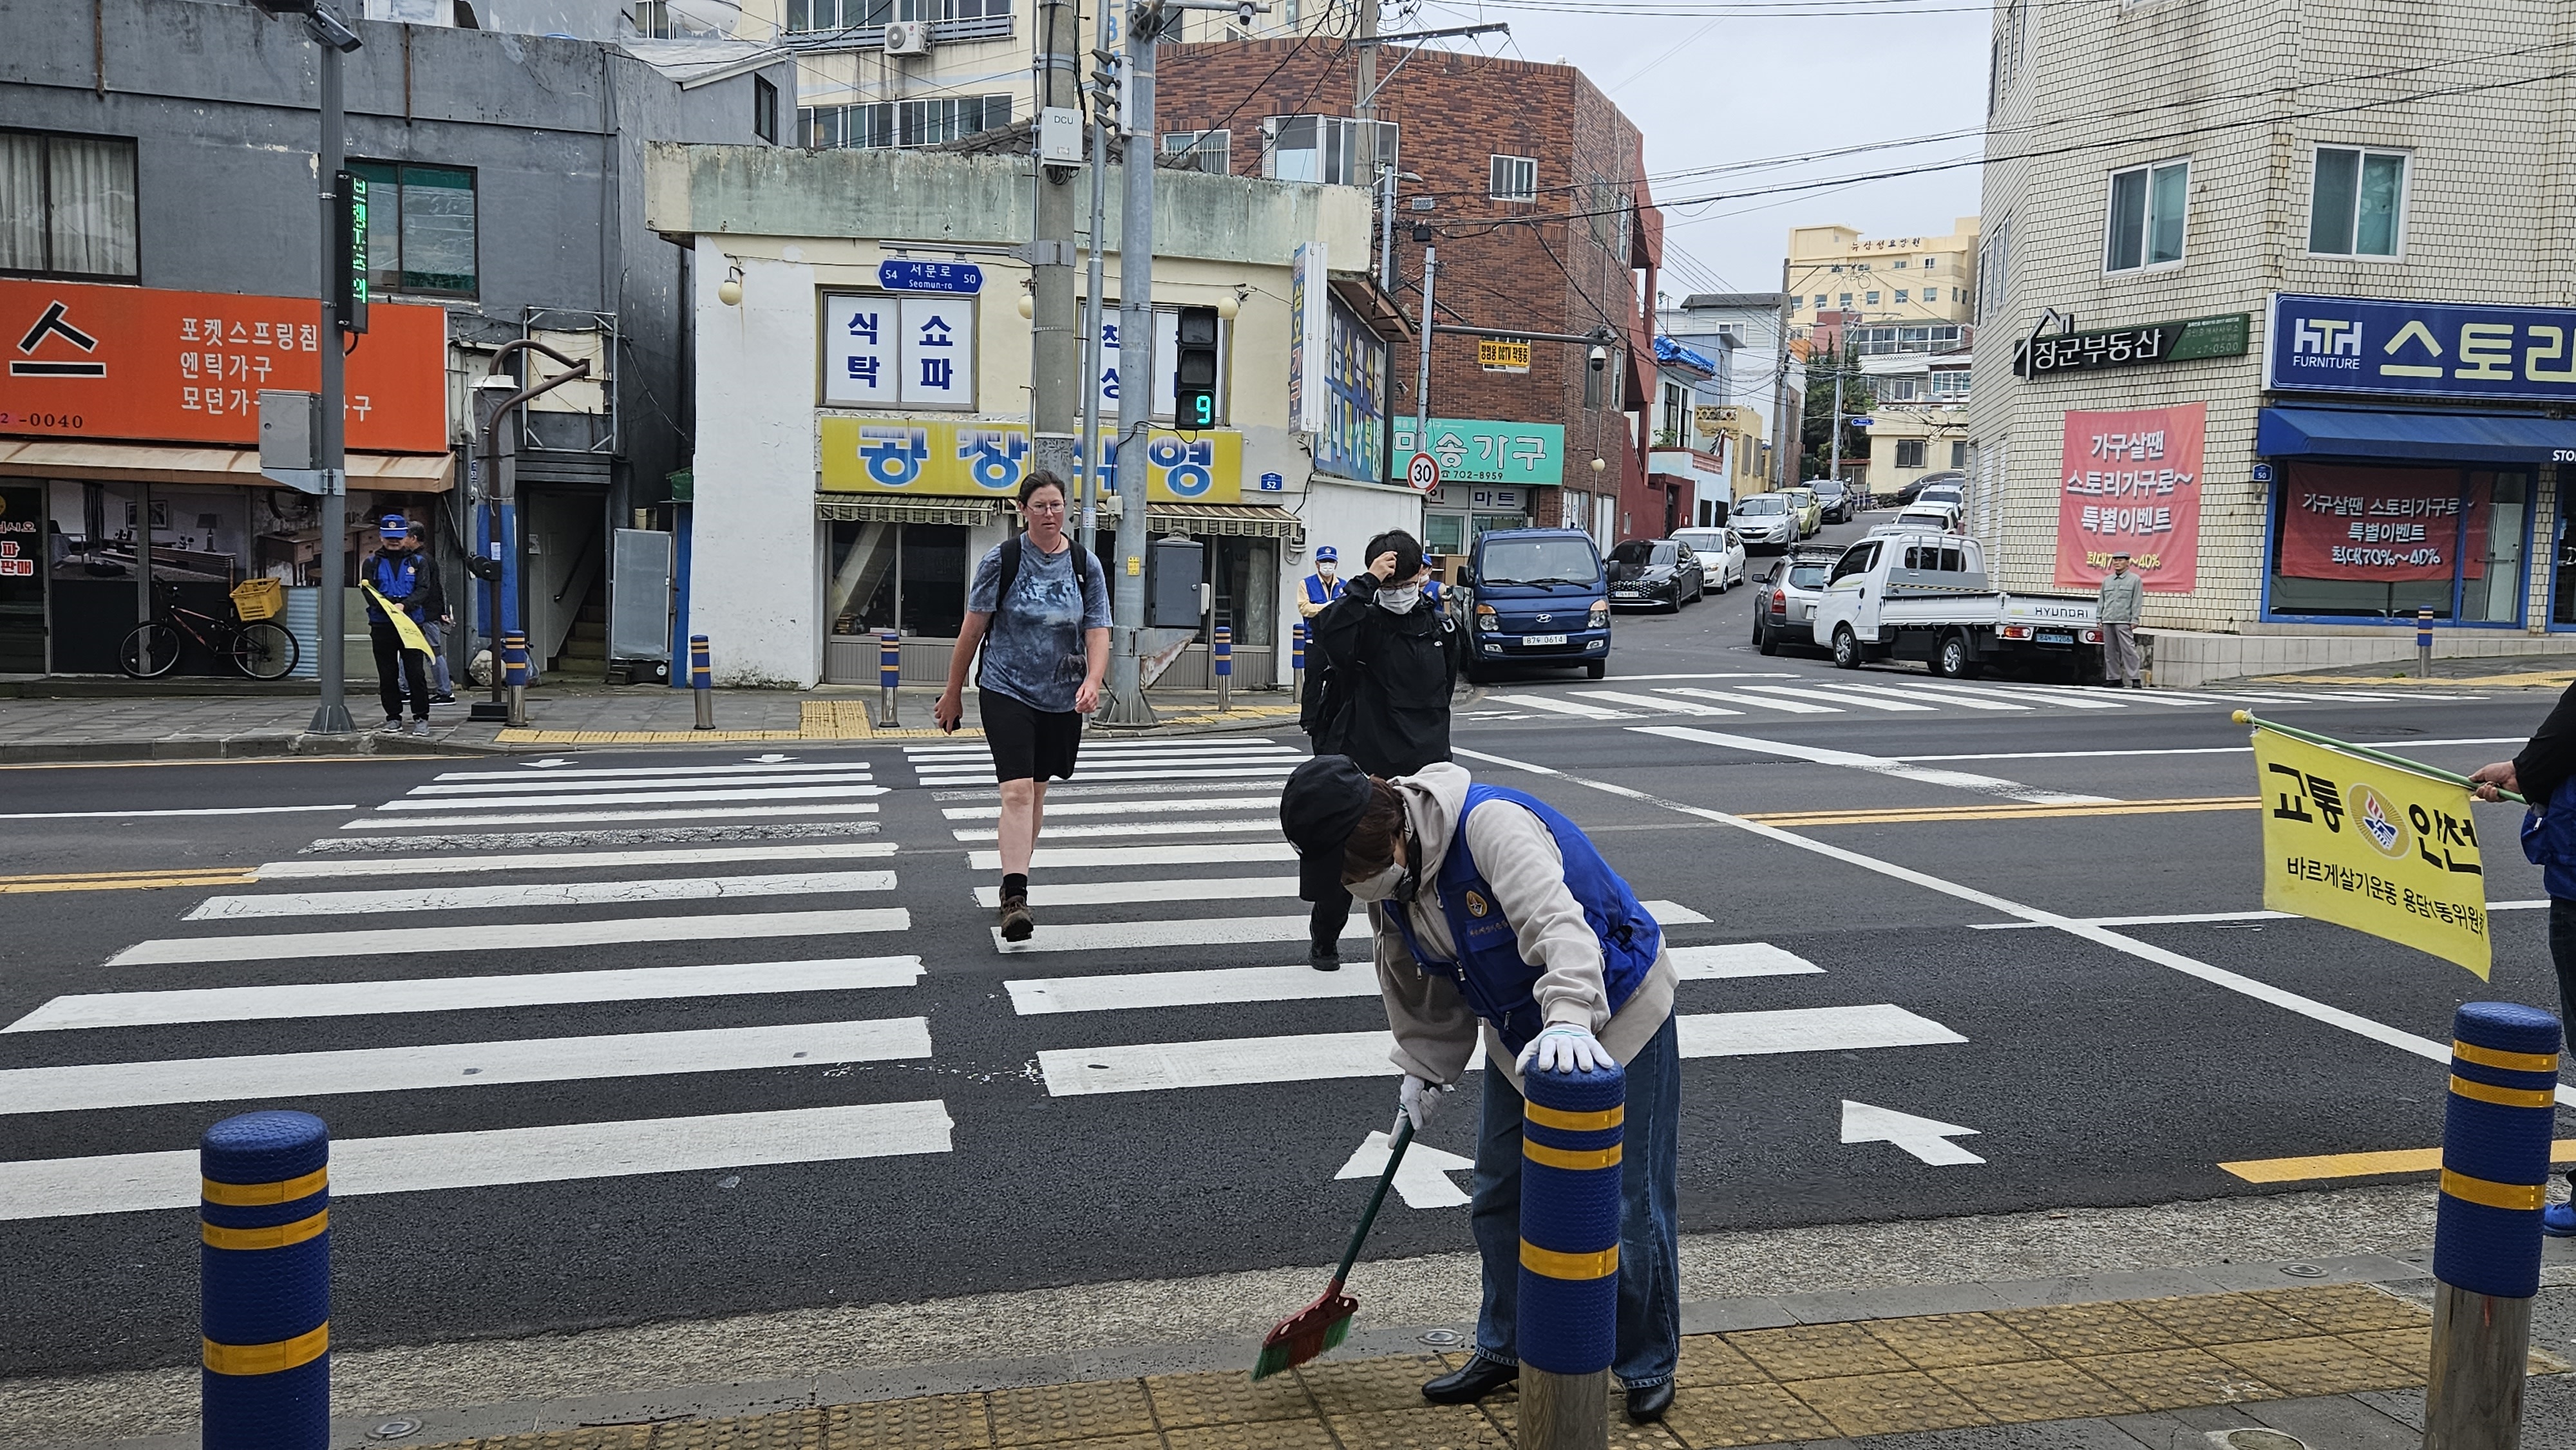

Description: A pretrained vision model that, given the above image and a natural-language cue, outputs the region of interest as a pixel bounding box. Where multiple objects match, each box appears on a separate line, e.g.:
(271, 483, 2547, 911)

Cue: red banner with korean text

(2275, 464, 2486, 583)
(2053, 404, 2205, 592)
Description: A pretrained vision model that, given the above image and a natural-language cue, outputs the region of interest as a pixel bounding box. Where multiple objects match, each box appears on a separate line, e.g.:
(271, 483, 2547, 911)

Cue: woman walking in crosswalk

(935, 472, 1110, 941)
(1278, 753, 1681, 1422)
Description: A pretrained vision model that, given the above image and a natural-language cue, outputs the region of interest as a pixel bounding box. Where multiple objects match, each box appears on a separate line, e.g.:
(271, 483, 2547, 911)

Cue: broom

(1251, 1118, 1416, 1380)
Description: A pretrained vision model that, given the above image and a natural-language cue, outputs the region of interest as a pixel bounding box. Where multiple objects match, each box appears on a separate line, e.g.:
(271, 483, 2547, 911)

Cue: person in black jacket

(1303, 528, 1463, 970)
(2472, 688, 2576, 1237)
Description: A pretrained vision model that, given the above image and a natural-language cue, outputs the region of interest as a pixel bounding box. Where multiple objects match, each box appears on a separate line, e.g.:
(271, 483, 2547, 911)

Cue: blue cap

(1316, 546, 1338, 563)
(379, 515, 408, 540)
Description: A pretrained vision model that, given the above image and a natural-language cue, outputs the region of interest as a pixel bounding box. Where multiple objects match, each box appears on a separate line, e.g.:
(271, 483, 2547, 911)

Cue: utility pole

(1100, 0, 1170, 726)
(1075, 4, 1117, 540)
(1770, 269, 1794, 487)
(1825, 361, 1846, 486)
(1028, 0, 1081, 487)
(1412, 247, 1437, 453)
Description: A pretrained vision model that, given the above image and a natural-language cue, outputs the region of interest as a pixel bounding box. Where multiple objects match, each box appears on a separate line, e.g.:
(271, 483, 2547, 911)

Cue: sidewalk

(2228, 650, 2576, 691)
(0, 682, 1305, 764)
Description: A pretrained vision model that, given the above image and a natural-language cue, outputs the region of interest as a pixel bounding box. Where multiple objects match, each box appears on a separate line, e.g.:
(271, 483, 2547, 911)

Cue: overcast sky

(1405, 0, 1993, 299)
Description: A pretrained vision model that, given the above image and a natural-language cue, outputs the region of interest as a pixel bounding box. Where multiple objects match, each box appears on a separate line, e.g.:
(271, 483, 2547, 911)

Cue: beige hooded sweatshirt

(1368, 762, 1677, 1096)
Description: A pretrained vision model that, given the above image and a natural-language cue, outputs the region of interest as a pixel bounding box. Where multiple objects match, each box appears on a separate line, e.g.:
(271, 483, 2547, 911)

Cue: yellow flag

(2252, 725, 2490, 979)
(360, 583, 434, 657)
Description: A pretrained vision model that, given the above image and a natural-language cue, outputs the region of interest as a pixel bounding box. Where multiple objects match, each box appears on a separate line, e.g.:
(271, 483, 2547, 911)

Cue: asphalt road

(2, 515, 2568, 1377)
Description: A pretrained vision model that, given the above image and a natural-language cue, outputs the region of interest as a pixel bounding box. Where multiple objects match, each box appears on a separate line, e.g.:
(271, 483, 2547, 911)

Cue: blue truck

(1459, 527, 1611, 683)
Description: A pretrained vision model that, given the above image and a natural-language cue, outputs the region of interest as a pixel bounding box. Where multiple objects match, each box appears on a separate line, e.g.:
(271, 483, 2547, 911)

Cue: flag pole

(2232, 711, 2525, 803)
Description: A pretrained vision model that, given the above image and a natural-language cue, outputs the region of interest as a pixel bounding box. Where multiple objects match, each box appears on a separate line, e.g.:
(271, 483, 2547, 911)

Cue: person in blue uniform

(1299, 546, 1343, 620)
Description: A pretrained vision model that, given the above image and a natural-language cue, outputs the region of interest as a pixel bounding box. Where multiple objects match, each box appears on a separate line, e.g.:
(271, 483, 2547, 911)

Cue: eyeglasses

(1023, 500, 1067, 514)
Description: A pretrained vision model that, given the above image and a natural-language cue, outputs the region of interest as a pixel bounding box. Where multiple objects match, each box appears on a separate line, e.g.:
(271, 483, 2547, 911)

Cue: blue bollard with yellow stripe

(2424, 1001, 2562, 1449)
(1293, 621, 1306, 677)
(201, 1111, 330, 1449)
(1213, 625, 1233, 711)
(690, 634, 715, 730)
(1520, 1059, 1624, 1374)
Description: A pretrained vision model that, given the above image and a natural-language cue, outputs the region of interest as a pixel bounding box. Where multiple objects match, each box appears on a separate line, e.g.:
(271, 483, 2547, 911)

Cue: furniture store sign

(2267, 292, 2576, 404)
(818, 417, 1242, 504)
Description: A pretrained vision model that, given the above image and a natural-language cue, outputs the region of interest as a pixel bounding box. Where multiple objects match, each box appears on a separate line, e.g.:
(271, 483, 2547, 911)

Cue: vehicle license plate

(1522, 633, 1568, 647)
(2038, 630, 2074, 644)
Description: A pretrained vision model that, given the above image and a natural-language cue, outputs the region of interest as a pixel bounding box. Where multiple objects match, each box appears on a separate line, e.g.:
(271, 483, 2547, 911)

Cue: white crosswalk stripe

(1573, 690, 1743, 716)
(940, 796, 1275, 822)
(1655, 685, 1838, 714)
(952, 818, 1279, 843)
(1738, 683, 1935, 713)
(1470, 675, 2488, 726)
(256, 842, 899, 881)
(1002, 942, 1825, 1016)
(186, 871, 899, 920)
(108, 907, 913, 965)
(343, 803, 887, 829)
(1482, 693, 1640, 720)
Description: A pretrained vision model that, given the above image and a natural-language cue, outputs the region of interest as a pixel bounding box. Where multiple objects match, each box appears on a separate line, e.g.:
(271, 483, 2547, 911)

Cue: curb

(0, 731, 515, 765)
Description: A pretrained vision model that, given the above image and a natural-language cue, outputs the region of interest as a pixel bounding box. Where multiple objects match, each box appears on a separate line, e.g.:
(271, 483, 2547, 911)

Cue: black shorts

(982, 690, 1084, 783)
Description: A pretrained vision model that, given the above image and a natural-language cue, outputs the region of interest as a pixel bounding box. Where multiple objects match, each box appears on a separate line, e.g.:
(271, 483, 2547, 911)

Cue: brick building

(1967, 0, 2576, 684)
(1156, 41, 1661, 552)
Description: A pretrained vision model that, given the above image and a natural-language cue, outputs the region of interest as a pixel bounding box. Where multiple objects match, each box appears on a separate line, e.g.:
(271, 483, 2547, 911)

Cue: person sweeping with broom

(1272, 753, 1682, 1422)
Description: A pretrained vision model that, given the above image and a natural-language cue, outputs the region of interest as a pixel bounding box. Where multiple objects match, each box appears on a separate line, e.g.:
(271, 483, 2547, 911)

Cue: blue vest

(1304, 572, 1339, 606)
(1392, 784, 1662, 1055)
(2520, 775, 2576, 899)
(1423, 578, 1444, 605)
(366, 552, 423, 623)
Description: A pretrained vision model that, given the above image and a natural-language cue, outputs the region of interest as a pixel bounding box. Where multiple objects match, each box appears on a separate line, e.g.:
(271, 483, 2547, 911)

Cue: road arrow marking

(1841, 1099, 1984, 1165)
(1336, 1130, 1475, 1209)
(745, 753, 797, 764)
(521, 758, 574, 769)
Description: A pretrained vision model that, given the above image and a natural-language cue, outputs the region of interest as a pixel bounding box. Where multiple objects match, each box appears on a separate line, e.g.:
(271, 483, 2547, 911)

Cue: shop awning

(0, 440, 454, 491)
(1148, 502, 1306, 543)
(2255, 408, 2576, 465)
(814, 494, 1005, 527)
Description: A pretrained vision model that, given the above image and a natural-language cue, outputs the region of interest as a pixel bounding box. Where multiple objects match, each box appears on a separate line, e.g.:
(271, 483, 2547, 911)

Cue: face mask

(1376, 583, 1421, 614)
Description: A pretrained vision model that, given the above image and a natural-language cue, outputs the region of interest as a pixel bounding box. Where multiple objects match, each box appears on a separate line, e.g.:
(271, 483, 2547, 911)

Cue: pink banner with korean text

(2053, 403, 2206, 592)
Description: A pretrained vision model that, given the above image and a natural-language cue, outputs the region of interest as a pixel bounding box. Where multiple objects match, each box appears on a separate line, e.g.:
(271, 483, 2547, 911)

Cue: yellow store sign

(818, 417, 1242, 504)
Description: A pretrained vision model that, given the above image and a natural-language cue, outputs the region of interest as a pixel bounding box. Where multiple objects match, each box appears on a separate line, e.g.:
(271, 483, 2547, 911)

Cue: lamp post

(249, 0, 363, 733)
(468, 343, 592, 720)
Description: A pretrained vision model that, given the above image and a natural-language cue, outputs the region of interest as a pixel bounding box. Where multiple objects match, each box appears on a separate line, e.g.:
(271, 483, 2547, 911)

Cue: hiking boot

(1308, 941, 1341, 972)
(999, 891, 1035, 943)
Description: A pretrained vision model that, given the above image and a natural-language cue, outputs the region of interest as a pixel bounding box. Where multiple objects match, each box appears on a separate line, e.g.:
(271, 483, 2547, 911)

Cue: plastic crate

(229, 578, 285, 622)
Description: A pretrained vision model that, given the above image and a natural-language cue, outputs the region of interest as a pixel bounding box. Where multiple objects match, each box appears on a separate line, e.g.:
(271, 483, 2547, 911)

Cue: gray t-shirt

(968, 537, 1113, 713)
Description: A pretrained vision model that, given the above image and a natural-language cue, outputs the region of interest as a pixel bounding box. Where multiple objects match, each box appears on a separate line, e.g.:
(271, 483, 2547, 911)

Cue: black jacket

(1308, 572, 1463, 777)
(2517, 679, 2576, 806)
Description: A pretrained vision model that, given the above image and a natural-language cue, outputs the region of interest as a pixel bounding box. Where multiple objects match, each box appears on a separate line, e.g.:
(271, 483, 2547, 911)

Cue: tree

(1799, 341, 1875, 475)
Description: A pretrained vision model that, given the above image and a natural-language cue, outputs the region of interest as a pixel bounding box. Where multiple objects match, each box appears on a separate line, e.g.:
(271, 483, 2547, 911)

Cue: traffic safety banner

(2252, 722, 2490, 979)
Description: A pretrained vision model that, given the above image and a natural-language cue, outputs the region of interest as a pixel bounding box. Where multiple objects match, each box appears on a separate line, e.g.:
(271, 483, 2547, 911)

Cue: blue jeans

(1467, 1013, 1680, 1388)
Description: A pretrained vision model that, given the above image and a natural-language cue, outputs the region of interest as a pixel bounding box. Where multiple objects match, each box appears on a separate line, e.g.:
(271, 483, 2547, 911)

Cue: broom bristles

(1249, 1290, 1357, 1380)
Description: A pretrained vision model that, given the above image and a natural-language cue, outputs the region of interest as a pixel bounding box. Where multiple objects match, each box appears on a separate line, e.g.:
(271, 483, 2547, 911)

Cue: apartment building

(1785, 219, 1978, 350)
(1965, 0, 2576, 683)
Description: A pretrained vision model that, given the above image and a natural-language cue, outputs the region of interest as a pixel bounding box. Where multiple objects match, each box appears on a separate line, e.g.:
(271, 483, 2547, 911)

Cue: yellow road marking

(2221, 1140, 2576, 1184)
(0, 867, 257, 894)
(1742, 797, 2257, 827)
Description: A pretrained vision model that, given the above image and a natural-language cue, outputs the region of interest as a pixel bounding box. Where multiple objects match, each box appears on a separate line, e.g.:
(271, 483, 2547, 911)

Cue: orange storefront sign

(0, 278, 448, 453)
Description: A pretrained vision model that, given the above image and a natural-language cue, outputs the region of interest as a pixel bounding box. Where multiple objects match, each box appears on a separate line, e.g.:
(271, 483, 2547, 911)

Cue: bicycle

(117, 579, 302, 681)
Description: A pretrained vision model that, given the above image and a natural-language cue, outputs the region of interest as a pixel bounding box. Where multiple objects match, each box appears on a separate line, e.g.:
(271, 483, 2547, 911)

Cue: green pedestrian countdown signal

(1174, 305, 1218, 429)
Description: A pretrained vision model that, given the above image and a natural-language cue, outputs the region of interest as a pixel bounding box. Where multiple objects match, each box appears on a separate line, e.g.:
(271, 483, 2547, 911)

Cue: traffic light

(1174, 305, 1219, 429)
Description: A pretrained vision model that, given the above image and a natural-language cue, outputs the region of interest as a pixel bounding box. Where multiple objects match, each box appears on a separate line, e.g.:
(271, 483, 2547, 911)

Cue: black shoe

(1421, 1359, 1517, 1405)
(1308, 941, 1340, 972)
(430, 692, 458, 705)
(999, 893, 1034, 943)
(1624, 1380, 1674, 1423)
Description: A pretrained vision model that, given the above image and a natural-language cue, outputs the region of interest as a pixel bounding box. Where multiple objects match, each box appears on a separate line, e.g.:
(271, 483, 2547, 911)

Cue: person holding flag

(2471, 708, 2576, 1237)
(361, 514, 441, 737)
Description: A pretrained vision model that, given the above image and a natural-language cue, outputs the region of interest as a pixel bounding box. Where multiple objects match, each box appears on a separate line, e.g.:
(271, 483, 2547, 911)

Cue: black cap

(1280, 754, 1374, 902)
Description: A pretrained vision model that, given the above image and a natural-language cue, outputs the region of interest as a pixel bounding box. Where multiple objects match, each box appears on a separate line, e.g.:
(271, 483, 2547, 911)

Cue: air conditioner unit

(882, 20, 932, 54)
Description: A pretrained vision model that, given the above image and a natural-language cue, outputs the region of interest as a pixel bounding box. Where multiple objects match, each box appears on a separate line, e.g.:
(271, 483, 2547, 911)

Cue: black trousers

(372, 621, 430, 721)
(2548, 900, 2576, 1187)
(1310, 876, 1353, 952)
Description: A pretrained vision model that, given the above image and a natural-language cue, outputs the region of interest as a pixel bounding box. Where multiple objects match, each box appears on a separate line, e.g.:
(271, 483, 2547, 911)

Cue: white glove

(1517, 1023, 1611, 1075)
(1395, 1075, 1453, 1135)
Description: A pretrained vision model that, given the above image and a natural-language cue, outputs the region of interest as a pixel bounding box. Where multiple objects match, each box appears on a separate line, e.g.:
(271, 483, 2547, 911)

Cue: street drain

(370, 1420, 421, 1440)
(2209, 1430, 2306, 1450)
(2279, 1263, 2328, 1278)
(1419, 1328, 1465, 1348)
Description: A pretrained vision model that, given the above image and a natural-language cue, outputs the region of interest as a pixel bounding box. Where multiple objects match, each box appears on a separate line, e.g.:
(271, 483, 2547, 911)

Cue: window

(1924, 257, 1938, 269)
(1263, 116, 1396, 186)
(800, 97, 1011, 149)
(1894, 289, 1909, 303)
(787, 0, 894, 30)
(1930, 370, 1971, 399)
(753, 77, 780, 144)
(2309, 147, 2406, 257)
(1892, 259, 1908, 270)
(2105, 160, 2188, 272)
(346, 161, 477, 297)
(1987, 0, 2026, 114)
(786, 0, 1009, 37)
(1895, 438, 1927, 469)
(1838, 292, 1853, 308)
(1163, 130, 1231, 174)
(1848, 324, 1962, 356)
(1490, 155, 1537, 202)
(1830, 264, 1844, 274)
(1812, 294, 1827, 308)
(1879, 377, 1919, 402)
(1975, 214, 2009, 321)
(1950, 440, 1969, 469)
(0, 130, 138, 281)
(1864, 291, 1880, 305)
(1828, 542, 1877, 583)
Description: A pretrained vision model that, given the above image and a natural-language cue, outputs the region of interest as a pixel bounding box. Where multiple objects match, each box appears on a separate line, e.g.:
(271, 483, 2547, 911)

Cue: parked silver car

(1752, 547, 1841, 654)
(1731, 493, 1802, 551)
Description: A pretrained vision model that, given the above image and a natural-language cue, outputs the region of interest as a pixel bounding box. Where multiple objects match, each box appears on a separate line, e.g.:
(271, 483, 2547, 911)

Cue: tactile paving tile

(1721, 1321, 1913, 1380)
(1991, 1301, 2187, 1358)
(825, 1392, 996, 1449)
(653, 1411, 832, 1449)
(1674, 1334, 1772, 1387)
(2338, 1326, 2432, 1377)
(1297, 1354, 1454, 1416)
(2257, 1283, 2432, 1334)
(440, 1432, 656, 1449)
(1779, 1370, 1991, 1438)
(1328, 1405, 1515, 1450)
(1658, 1382, 1841, 1449)
(2064, 1347, 2284, 1412)
(1146, 1370, 1318, 1429)
(1003, 1436, 1162, 1450)
(2208, 1336, 2424, 1396)
(988, 1380, 1158, 1445)
(1927, 1359, 2143, 1424)
(1164, 1419, 1341, 1450)
(2127, 1293, 2321, 1347)
(1861, 1312, 2050, 1370)
(1477, 1392, 1681, 1449)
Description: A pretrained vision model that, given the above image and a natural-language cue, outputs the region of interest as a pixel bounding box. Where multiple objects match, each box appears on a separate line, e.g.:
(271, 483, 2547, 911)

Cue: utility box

(1148, 536, 1206, 627)
(258, 390, 319, 471)
(607, 528, 675, 684)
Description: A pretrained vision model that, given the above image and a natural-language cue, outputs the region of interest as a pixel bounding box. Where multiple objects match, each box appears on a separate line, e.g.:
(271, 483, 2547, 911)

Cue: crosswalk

(1471, 672, 2485, 724)
(1, 733, 1972, 1227)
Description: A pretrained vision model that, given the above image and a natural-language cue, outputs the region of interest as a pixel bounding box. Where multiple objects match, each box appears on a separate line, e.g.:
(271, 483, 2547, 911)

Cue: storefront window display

(826, 522, 971, 641)
(2266, 462, 2527, 622)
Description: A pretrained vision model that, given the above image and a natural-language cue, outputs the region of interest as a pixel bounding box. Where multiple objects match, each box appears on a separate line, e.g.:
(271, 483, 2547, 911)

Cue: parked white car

(1730, 494, 1803, 551)
(1871, 503, 1963, 536)
(1670, 527, 1748, 592)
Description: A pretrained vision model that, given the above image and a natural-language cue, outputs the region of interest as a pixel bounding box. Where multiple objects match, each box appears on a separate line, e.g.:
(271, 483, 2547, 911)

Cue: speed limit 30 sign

(1406, 451, 1441, 493)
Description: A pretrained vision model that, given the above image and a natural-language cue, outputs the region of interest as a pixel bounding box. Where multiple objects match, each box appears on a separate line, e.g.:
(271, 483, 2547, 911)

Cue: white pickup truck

(1808, 531, 2107, 681)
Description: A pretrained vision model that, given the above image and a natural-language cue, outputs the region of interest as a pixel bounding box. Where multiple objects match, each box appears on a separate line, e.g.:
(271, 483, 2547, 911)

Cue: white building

(645, 142, 1416, 688)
